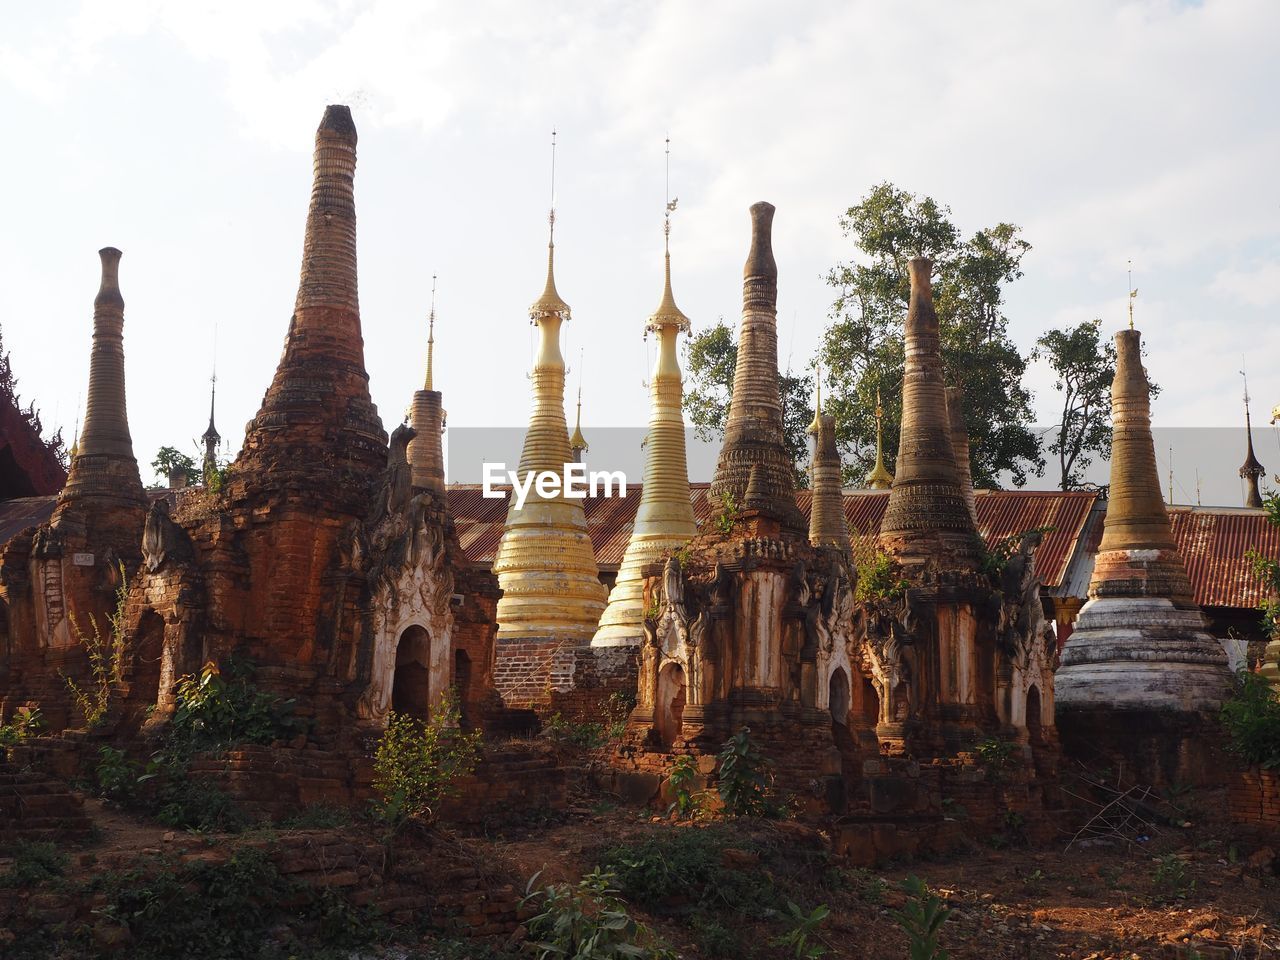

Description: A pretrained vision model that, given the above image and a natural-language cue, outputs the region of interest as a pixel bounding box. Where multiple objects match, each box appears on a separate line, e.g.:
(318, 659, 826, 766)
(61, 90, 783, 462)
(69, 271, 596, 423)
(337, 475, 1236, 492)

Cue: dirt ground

(3, 784, 1278, 959)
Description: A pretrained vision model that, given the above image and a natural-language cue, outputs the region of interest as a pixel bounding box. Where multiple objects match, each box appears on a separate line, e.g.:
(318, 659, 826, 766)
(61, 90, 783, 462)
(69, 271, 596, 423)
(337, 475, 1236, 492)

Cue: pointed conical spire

(1240, 378, 1265, 509)
(865, 389, 894, 490)
(494, 144, 606, 643)
(425, 275, 437, 391)
(57, 247, 145, 510)
(202, 371, 220, 483)
(808, 376, 849, 553)
(706, 202, 805, 535)
(569, 383, 587, 462)
(593, 184, 697, 647)
(879, 258, 980, 567)
(408, 279, 446, 495)
(236, 105, 386, 508)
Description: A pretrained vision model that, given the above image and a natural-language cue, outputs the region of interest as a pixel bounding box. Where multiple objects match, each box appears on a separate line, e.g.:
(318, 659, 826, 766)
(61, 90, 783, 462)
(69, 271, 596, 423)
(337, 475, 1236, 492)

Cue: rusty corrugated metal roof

(1169, 507, 1280, 609)
(0, 495, 57, 545)
(444, 484, 1097, 589)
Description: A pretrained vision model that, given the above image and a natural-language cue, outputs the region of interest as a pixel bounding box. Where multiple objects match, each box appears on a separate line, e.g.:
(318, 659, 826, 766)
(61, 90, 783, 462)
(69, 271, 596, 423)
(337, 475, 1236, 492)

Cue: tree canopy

(817, 183, 1043, 488)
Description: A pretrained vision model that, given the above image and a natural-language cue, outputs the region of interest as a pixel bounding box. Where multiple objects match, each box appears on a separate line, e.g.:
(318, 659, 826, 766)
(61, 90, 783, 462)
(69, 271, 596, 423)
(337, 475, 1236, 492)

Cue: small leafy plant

(715, 726, 776, 818)
(892, 875, 951, 960)
(772, 900, 830, 959)
(0, 841, 66, 888)
(0, 704, 42, 753)
(521, 867, 673, 960)
(851, 536, 906, 602)
(714, 490, 740, 534)
(974, 736, 1018, 774)
(1152, 853, 1196, 902)
(372, 689, 482, 834)
(62, 563, 129, 728)
(666, 754, 703, 820)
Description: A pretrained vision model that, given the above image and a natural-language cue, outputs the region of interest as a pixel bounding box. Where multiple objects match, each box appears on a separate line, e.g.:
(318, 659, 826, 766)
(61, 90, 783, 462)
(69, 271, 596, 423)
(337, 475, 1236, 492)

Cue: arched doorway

(655, 662, 686, 749)
(828, 667, 850, 727)
(392, 625, 431, 722)
(860, 676, 880, 726)
(130, 611, 165, 711)
(1025, 685, 1043, 742)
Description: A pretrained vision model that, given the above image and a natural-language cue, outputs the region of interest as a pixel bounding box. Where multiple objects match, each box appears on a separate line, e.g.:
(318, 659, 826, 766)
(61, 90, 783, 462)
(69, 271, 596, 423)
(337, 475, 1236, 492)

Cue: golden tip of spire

(530, 233, 571, 320)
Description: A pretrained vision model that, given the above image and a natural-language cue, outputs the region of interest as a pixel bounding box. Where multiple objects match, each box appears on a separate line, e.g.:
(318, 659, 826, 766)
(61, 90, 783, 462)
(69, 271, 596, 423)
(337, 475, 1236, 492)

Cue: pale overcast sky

(2, 1, 1278, 504)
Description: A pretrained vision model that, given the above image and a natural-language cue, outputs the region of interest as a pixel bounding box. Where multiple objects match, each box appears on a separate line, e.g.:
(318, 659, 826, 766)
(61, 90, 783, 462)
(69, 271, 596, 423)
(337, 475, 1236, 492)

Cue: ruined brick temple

(0, 104, 1255, 852)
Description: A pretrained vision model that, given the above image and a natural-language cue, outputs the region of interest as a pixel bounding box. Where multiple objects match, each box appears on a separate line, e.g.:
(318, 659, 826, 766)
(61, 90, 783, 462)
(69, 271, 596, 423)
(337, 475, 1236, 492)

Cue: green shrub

(714, 490, 740, 534)
(96, 745, 141, 802)
(666, 754, 703, 820)
(372, 689, 482, 832)
(851, 537, 907, 602)
(0, 841, 66, 887)
(892, 875, 951, 960)
(169, 658, 300, 753)
(974, 736, 1018, 776)
(1219, 669, 1280, 769)
(521, 867, 673, 960)
(0, 704, 42, 752)
(716, 727, 778, 818)
(544, 693, 633, 750)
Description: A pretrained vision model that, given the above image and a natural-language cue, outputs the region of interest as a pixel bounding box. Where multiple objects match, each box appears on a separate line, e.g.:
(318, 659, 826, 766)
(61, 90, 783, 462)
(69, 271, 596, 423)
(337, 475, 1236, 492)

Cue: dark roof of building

(446, 484, 1098, 590)
(0, 495, 56, 545)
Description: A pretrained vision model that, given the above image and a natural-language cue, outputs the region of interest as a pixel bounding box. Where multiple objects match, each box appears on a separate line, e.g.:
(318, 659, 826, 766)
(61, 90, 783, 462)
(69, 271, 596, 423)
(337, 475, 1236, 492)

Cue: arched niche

(828, 667, 851, 728)
(655, 661, 686, 749)
(392, 624, 432, 722)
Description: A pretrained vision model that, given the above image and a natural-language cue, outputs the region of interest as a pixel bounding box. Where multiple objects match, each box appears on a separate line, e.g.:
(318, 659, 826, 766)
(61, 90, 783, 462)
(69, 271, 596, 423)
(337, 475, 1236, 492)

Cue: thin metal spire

(1128, 260, 1137, 330)
(426, 273, 437, 391)
(549, 129, 557, 245)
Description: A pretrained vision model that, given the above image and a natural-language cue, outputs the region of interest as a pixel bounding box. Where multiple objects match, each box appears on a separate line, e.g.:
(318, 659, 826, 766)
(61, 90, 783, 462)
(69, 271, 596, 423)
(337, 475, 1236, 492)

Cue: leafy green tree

(682, 318, 814, 488)
(1032, 319, 1116, 491)
(818, 183, 1043, 488)
(151, 445, 199, 486)
(1033, 318, 1161, 491)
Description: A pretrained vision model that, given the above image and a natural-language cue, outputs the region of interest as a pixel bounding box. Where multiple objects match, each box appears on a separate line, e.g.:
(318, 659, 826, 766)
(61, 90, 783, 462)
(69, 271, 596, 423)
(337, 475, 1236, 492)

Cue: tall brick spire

(236, 105, 386, 507)
(879, 258, 980, 568)
(945, 386, 978, 527)
(707, 202, 805, 535)
(808, 380, 849, 552)
(57, 247, 145, 511)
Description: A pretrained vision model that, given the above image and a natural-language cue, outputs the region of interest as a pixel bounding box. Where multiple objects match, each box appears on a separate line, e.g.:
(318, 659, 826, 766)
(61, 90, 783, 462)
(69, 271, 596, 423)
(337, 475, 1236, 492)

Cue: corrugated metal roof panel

(973, 490, 1098, 589)
(0, 495, 57, 545)
(1169, 507, 1280, 609)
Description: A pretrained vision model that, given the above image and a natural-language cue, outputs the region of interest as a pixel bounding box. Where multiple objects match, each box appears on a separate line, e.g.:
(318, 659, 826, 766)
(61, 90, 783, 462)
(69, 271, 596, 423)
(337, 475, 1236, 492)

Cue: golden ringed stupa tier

(592, 209, 697, 648)
(493, 214, 607, 642)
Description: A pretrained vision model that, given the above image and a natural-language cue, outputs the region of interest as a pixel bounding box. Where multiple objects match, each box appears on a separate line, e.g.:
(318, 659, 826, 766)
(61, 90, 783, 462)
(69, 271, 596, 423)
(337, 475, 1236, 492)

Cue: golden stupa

(592, 200, 697, 647)
(865, 389, 894, 490)
(493, 207, 608, 642)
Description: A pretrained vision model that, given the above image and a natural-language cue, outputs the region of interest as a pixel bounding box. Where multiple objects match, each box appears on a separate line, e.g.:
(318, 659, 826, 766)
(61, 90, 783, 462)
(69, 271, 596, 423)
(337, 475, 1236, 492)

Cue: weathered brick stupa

(408, 283, 446, 495)
(706, 203, 807, 536)
(118, 106, 485, 742)
(619, 202, 853, 789)
(807, 382, 849, 553)
(592, 208, 697, 648)
(1056, 328, 1231, 783)
(871, 258, 996, 754)
(492, 207, 607, 655)
(945, 385, 978, 527)
(0, 248, 147, 727)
